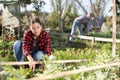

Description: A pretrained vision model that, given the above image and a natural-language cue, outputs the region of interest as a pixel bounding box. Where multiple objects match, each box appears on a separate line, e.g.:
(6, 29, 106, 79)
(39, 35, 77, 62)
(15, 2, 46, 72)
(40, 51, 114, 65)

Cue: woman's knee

(34, 51, 44, 61)
(13, 40, 22, 48)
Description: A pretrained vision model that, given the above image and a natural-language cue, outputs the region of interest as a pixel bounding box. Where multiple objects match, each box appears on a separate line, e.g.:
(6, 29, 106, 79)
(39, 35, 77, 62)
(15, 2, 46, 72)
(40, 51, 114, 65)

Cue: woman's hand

(27, 55, 35, 71)
(29, 61, 35, 72)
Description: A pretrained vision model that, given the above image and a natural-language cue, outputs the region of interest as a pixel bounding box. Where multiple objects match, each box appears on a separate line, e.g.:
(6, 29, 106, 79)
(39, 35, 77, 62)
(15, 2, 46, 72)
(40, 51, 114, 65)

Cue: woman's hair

(31, 17, 42, 25)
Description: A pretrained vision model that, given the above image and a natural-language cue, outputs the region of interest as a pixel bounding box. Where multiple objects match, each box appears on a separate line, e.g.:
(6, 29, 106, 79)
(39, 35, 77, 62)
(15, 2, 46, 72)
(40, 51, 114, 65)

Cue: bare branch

(75, 0, 88, 14)
(0, 60, 87, 65)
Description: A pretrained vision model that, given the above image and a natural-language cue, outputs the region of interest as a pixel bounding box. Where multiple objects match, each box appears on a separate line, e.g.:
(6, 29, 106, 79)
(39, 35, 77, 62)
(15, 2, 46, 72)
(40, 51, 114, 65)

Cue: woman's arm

(44, 33, 51, 56)
(22, 30, 32, 56)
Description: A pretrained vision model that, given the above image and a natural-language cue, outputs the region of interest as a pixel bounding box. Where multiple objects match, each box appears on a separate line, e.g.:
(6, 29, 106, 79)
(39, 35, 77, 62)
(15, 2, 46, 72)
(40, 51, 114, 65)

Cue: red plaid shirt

(22, 29, 51, 56)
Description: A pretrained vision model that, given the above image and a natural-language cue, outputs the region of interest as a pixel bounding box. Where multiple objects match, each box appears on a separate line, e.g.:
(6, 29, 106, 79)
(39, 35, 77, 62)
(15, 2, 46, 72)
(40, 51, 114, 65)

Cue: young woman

(13, 17, 51, 71)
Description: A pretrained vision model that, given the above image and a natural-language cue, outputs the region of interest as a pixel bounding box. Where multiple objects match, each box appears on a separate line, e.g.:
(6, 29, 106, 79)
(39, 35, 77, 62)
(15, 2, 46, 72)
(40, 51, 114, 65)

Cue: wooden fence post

(112, 0, 117, 56)
(91, 37, 95, 48)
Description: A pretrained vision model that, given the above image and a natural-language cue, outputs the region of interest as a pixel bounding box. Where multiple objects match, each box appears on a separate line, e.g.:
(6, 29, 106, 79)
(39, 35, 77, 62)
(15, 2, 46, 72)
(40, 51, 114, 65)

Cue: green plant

(0, 40, 15, 61)
(0, 66, 35, 80)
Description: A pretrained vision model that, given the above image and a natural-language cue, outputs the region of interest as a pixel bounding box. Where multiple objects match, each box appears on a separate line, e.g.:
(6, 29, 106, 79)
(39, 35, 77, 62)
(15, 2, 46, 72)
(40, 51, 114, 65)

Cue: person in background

(69, 13, 94, 42)
(13, 17, 51, 71)
(91, 14, 105, 29)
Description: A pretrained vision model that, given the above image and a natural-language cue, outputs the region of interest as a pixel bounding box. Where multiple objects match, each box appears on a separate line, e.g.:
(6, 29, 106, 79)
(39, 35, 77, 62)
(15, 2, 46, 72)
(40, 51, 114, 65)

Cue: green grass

(1, 31, 120, 79)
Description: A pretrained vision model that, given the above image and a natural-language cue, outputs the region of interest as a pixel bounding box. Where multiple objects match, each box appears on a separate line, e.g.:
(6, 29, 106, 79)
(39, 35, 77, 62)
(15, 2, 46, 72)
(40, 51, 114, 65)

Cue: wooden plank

(77, 35, 120, 43)
(27, 62, 120, 80)
(53, 59, 87, 63)
(0, 61, 43, 66)
(77, 35, 94, 40)
(49, 32, 120, 43)
(0, 59, 87, 66)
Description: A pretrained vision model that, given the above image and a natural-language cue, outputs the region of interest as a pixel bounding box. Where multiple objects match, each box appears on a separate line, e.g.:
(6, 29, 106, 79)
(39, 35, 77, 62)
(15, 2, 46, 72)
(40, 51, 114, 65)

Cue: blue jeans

(13, 40, 44, 61)
(70, 20, 83, 35)
(69, 20, 83, 41)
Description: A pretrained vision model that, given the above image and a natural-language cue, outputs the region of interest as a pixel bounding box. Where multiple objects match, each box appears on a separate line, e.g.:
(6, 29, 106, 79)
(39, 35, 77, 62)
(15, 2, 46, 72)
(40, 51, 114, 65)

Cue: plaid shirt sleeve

(22, 30, 32, 56)
(43, 31, 51, 56)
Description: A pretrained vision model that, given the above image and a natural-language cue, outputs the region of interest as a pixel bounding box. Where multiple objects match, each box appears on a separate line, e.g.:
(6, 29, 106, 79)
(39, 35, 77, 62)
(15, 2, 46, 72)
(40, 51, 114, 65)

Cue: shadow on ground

(67, 41, 87, 49)
(51, 41, 87, 51)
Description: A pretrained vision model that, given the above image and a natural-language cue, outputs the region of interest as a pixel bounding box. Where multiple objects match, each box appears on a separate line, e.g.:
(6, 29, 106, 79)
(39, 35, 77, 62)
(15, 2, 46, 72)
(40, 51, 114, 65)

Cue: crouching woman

(13, 17, 51, 71)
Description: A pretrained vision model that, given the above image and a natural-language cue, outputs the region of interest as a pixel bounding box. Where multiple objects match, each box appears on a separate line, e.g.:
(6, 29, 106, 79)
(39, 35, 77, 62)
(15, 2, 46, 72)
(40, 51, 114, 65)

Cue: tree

(116, 0, 120, 25)
(116, 0, 120, 16)
(50, 0, 78, 30)
(33, 0, 45, 14)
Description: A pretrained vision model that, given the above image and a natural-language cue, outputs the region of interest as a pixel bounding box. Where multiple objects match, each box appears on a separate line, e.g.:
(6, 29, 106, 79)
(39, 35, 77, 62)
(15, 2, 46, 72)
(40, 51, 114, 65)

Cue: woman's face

(31, 22, 42, 37)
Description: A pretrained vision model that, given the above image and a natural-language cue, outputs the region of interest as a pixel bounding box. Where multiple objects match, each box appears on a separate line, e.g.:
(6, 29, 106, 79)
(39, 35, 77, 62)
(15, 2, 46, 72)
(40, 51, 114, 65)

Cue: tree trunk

(58, 0, 68, 30)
